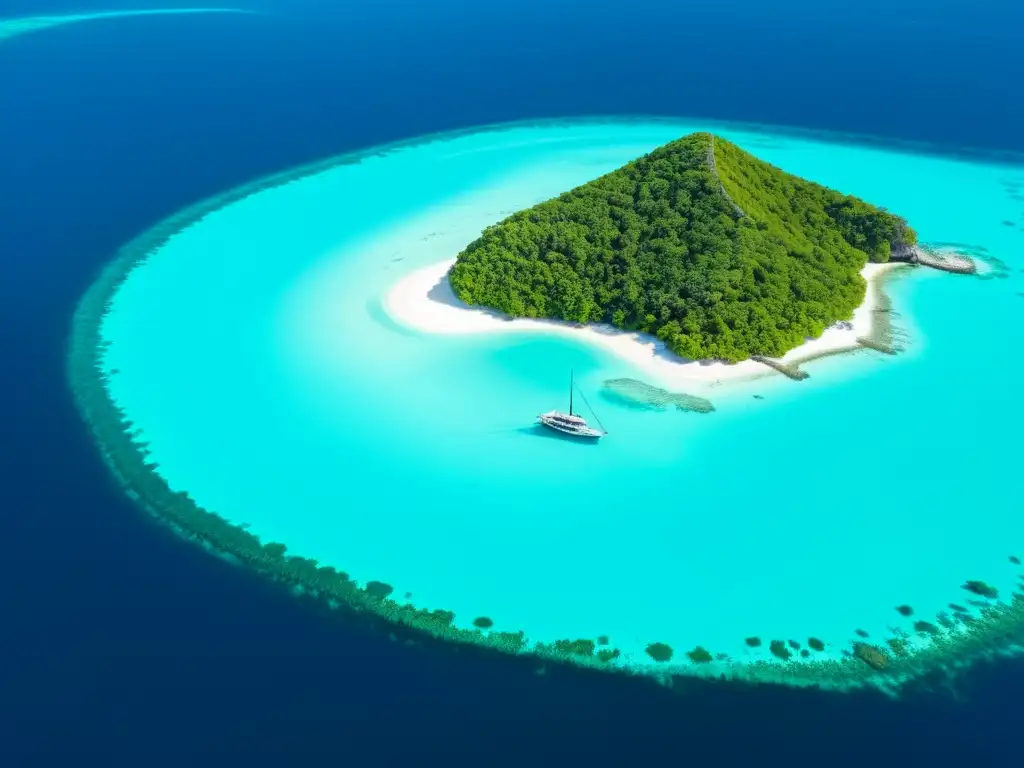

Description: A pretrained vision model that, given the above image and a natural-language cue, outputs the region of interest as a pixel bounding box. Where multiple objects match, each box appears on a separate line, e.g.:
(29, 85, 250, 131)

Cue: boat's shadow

(514, 424, 603, 446)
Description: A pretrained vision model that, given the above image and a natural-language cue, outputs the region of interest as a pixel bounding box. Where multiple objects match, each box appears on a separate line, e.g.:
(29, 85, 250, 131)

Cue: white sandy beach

(383, 258, 902, 390)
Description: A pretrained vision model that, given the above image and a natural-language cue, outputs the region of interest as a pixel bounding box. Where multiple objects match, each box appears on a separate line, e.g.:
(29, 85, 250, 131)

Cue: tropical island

(386, 133, 982, 390)
(448, 132, 920, 364)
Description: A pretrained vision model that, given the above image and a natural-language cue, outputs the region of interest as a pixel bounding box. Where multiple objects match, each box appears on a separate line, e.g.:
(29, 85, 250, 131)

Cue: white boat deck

(537, 410, 605, 439)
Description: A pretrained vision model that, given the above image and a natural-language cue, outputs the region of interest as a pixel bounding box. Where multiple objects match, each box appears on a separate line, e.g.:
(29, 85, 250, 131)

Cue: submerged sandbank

(384, 258, 904, 389)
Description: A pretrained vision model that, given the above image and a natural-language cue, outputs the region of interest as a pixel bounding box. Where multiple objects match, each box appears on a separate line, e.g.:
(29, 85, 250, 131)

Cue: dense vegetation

(449, 133, 916, 362)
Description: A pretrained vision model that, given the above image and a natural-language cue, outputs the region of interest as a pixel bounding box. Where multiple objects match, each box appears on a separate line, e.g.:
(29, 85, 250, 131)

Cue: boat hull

(537, 416, 605, 439)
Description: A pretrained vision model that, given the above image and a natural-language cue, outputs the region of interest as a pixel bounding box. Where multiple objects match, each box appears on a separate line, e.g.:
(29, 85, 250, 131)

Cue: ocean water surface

(0, 7, 252, 42)
(96, 118, 1024, 679)
(5, 0, 1024, 763)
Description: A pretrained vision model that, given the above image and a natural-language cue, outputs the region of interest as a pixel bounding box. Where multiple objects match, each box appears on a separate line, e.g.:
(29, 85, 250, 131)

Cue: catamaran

(537, 370, 607, 439)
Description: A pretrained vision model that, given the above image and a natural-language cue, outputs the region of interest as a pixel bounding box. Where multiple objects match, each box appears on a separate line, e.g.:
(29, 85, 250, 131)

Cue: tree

(449, 133, 915, 363)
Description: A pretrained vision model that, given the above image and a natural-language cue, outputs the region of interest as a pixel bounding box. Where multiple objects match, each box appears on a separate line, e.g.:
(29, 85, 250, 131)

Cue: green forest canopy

(448, 132, 916, 362)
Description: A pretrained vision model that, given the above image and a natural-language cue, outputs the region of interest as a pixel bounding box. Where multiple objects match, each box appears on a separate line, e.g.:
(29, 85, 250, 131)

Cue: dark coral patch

(364, 580, 394, 599)
(948, 603, 968, 612)
(646, 642, 674, 662)
(854, 629, 869, 638)
(799, 649, 810, 658)
(597, 635, 609, 646)
(769, 640, 792, 661)
(896, 604, 914, 617)
(687, 646, 713, 663)
(1010, 556, 1021, 565)
(787, 640, 801, 650)
(914, 621, 940, 635)
(853, 643, 889, 671)
(963, 580, 999, 599)
(596, 648, 620, 663)
(808, 637, 825, 651)
(472, 616, 494, 629)
(744, 636, 762, 648)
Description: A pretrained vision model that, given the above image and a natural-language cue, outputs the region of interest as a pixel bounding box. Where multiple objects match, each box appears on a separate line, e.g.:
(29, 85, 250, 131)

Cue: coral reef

(913, 621, 940, 635)
(553, 639, 596, 657)
(853, 643, 889, 671)
(886, 637, 908, 657)
(364, 581, 394, 599)
(602, 378, 714, 414)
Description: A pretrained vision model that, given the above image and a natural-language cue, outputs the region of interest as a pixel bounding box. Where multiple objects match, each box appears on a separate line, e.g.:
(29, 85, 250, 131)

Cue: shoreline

(384, 259, 907, 390)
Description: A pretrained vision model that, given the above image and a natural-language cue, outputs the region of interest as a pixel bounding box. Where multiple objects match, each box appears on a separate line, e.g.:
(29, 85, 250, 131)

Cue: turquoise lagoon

(83, 118, 1024, 687)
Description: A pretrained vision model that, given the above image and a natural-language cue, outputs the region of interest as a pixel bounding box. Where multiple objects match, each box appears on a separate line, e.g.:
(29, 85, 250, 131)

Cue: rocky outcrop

(888, 233, 918, 263)
(889, 239, 977, 274)
(750, 355, 809, 381)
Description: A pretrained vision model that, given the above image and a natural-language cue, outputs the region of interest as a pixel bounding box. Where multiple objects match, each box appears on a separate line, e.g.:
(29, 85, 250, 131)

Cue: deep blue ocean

(2, 0, 1023, 763)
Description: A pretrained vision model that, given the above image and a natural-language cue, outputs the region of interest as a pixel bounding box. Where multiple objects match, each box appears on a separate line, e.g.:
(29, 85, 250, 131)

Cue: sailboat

(537, 370, 607, 439)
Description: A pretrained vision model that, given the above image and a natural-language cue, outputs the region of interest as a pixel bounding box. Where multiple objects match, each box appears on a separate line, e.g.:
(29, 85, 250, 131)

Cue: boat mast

(569, 369, 574, 416)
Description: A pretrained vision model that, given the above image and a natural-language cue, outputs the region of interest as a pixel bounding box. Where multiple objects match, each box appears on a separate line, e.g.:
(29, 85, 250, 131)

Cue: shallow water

(99, 118, 1024, 672)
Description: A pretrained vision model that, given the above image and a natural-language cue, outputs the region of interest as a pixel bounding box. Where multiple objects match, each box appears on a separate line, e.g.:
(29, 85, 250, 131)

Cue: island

(448, 132, 919, 364)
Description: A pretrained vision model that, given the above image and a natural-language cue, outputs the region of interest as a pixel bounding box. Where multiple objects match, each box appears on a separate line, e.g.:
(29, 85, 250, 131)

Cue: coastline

(384, 258, 907, 389)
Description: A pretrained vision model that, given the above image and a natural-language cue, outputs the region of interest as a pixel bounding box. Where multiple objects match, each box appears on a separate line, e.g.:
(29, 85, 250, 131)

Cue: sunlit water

(100, 118, 1024, 670)
(0, 8, 251, 43)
